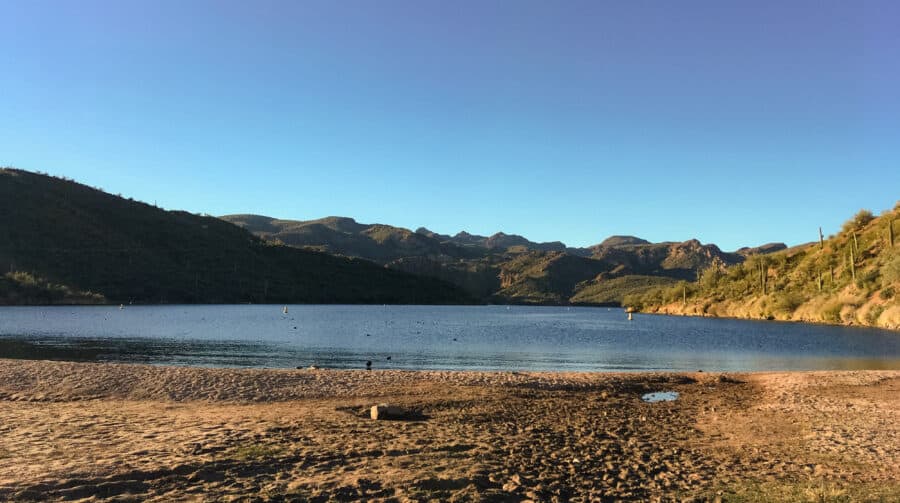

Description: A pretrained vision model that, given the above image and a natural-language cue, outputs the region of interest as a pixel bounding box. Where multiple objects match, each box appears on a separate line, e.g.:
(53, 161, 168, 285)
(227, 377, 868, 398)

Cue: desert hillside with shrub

(626, 204, 900, 330)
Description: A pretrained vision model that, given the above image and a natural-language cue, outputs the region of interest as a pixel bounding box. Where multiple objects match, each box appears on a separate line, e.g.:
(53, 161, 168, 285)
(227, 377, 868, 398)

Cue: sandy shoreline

(0, 360, 897, 502)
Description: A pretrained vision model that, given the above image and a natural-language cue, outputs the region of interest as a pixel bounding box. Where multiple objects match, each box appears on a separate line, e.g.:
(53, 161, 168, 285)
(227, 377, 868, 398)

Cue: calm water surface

(1, 305, 899, 371)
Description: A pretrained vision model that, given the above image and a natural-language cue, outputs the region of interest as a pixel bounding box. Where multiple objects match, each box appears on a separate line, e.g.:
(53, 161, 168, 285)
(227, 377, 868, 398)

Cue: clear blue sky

(2, 1, 898, 250)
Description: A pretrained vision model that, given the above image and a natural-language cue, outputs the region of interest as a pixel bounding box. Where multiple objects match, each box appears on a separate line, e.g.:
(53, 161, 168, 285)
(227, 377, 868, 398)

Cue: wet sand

(0, 359, 897, 502)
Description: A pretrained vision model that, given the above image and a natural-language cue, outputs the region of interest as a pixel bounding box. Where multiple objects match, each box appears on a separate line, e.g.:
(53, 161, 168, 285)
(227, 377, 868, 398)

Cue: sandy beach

(0, 360, 897, 502)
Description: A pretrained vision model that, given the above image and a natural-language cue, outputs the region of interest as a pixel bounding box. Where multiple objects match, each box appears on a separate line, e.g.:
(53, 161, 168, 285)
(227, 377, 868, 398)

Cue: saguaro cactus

(849, 249, 856, 281)
(819, 227, 824, 249)
(759, 261, 767, 295)
(890, 219, 895, 247)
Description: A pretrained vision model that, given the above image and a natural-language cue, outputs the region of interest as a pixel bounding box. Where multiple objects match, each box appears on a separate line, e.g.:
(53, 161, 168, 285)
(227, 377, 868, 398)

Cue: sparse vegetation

(0, 271, 105, 305)
(842, 209, 875, 233)
(707, 480, 900, 503)
(629, 204, 900, 329)
(570, 275, 679, 305)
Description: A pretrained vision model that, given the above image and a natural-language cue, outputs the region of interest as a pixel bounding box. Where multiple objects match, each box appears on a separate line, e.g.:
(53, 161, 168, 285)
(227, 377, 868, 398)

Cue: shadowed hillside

(626, 205, 900, 329)
(492, 241, 742, 306)
(495, 252, 612, 305)
(0, 169, 474, 305)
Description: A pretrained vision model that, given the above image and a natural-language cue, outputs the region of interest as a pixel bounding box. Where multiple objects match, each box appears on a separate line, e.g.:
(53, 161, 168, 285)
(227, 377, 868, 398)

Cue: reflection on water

(1, 305, 899, 371)
(0, 337, 280, 367)
(642, 391, 679, 402)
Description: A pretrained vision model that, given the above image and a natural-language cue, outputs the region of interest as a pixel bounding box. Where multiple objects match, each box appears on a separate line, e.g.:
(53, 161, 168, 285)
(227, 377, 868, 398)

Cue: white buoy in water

(283, 306, 288, 314)
(628, 312, 633, 321)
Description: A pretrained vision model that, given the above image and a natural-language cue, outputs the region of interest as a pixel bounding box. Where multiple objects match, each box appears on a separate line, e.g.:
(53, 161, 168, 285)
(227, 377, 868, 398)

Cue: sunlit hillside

(627, 205, 900, 329)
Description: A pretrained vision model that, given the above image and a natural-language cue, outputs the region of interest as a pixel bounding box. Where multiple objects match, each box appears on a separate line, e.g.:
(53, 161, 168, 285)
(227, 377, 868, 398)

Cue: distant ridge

(735, 242, 788, 256)
(224, 214, 756, 306)
(598, 236, 651, 248)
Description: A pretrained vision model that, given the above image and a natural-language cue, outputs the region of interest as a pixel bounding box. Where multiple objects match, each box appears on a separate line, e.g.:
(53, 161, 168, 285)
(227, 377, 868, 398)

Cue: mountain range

(221, 214, 787, 305)
(1, 168, 793, 307)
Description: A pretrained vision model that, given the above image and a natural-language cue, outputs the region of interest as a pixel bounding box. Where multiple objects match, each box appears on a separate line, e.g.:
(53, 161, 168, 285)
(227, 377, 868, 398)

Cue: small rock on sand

(370, 404, 405, 420)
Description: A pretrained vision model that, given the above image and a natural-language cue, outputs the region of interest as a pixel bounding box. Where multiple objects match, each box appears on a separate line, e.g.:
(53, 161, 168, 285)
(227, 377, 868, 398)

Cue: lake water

(1, 305, 899, 372)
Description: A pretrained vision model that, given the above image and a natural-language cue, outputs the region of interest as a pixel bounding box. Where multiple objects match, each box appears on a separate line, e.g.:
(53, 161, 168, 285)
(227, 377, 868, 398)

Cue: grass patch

(706, 480, 900, 503)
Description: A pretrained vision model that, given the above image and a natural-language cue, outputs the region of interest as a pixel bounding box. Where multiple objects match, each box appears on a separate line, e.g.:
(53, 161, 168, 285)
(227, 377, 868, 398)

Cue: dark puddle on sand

(642, 391, 679, 402)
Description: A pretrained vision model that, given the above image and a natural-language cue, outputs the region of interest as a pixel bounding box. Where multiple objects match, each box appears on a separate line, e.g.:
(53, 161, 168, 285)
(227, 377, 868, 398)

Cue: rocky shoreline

(637, 300, 900, 332)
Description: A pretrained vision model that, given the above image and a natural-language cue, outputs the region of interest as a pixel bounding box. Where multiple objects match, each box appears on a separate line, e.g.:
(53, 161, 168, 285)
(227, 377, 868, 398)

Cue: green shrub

(855, 269, 880, 294)
(882, 254, 900, 287)
(866, 305, 885, 325)
(698, 267, 720, 291)
(842, 209, 875, 232)
(822, 302, 843, 323)
(770, 291, 805, 315)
